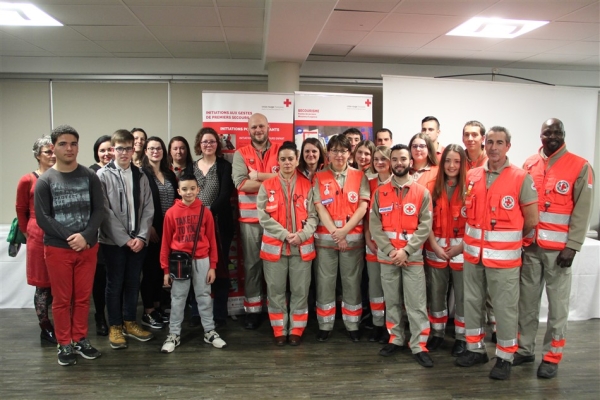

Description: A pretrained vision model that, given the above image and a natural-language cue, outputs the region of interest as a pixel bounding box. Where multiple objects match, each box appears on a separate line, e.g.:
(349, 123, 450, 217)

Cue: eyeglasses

(201, 140, 217, 146)
(411, 144, 427, 149)
(114, 147, 134, 154)
(41, 150, 54, 155)
(330, 149, 349, 155)
(147, 147, 162, 153)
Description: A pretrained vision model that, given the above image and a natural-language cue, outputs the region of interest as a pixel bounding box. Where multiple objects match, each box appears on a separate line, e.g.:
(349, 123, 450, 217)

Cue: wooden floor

(1, 308, 598, 399)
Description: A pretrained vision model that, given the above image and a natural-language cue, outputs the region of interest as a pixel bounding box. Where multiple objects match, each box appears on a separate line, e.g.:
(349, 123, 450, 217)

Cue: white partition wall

(382, 75, 598, 168)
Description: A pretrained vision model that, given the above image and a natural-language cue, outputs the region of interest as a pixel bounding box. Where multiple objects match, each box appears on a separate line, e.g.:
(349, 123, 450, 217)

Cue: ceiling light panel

(0, 2, 62, 26)
(447, 17, 548, 39)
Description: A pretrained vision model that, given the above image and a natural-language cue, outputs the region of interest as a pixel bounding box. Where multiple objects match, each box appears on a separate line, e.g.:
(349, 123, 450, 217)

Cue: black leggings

(34, 287, 52, 324)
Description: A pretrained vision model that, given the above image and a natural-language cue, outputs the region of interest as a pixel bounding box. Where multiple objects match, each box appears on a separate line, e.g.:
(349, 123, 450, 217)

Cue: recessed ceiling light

(447, 17, 548, 39)
(0, 2, 62, 26)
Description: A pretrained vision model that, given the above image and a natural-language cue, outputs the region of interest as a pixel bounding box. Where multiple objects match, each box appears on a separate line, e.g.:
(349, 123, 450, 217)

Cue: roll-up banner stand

(202, 91, 294, 315)
(294, 92, 374, 150)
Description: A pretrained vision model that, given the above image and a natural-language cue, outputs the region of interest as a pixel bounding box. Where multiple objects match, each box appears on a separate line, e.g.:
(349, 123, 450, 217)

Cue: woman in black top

(140, 136, 179, 329)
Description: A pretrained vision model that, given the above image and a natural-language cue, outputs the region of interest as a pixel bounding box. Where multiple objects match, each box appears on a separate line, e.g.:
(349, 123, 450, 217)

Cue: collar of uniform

(483, 157, 510, 174)
(467, 149, 486, 164)
(327, 163, 349, 179)
(252, 140, 271, 155)
(411, 163, 431, 173)
(391, 175, 414, 189)
(539, 143, 567, 161)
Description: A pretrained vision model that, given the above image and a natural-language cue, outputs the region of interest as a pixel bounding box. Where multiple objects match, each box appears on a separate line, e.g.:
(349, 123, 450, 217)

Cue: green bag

(7, 217, 27, 257)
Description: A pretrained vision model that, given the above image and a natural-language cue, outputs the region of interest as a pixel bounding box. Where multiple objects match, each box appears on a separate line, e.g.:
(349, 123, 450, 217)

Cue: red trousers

(45, 245, 98, 345)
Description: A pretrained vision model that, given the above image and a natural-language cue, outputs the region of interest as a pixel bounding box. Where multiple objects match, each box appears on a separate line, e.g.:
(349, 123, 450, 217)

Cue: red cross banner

(294, 91, 373, 149)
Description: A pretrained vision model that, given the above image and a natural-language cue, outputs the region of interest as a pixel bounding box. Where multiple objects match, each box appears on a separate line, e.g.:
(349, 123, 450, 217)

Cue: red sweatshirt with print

(160, 198, 218, 273)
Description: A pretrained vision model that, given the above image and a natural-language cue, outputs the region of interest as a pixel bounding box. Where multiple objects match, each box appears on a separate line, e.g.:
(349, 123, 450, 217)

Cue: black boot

(95, 313, 108, 336)
(40, 321, 57, 345)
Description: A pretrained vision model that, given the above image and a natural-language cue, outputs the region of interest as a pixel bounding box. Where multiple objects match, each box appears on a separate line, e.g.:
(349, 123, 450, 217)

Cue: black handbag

(169, 205, 204, 280)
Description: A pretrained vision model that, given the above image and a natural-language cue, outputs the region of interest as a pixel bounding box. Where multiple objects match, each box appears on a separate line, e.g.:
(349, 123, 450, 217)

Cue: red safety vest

(365, 177, 384, 262)
(424, 186, 466, 270)
(314, 167, 365, 248)
(412, 165, 439, 189)
(259, 173, 316, 262)
(524, 147, 589, 251)
(467, 152, 488, 171)
(463, 165, 526, 268)
(237, 143, 281, 223)
(375, 180, 427, 266)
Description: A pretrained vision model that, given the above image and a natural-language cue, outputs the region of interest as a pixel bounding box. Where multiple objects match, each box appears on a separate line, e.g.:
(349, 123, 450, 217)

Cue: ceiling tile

(95, 40, 165, 52)
(335, 0, 400, 13)
(557, 2, 600, 23)
(376, 14, 466, 34)
(324, 10, 388, 31)
(149, 26, 224, 42)
(162, 41, 229, 53)
(34, 0, 122, 4)
(524, 22, 599, 41)
(315, 29, 369, 46)
(423, 35, 504, 51)
(72, 26, 154, 41)
(50, 51, 114, 57)
(547, 41, 599, 55)
(228, 42, 261, 55)
(124, 1, 213, 5)
(130, 6, 219, 26)
(0, 26, 87, 41)
(112, 52, 172, 58)
(31, 40, 108, 52)
(478, 0, 596, 21)
(37, 5, 139, 25)
(217, 0, 265, 7)
(409, 48, 477, 58)
(224, 27, 263, 44)
(582, 34, 600, 42)
(361, 31, 438, 47)
(311, 44, 353, 57)
(487, 38, 571, 53)
(0, 37, 44, 52)
(393, 0, 497, 17)
(218, 7, 264, 28)
(468, 50, 532, 63)
(518, 52, 591, 63)
(0, 50, 54, 56)
(171, 52, 230, 59)
(349, 45, 417, 57)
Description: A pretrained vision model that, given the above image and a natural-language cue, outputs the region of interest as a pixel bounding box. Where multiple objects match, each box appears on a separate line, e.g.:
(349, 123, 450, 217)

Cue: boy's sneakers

(204, 330, 227, 349)
(161, 333, 181, 353)
(109, 325, 128, 349)
(57, 343, 77, 366)
(142, 311, 164, 329)
(123, 321, 154, 342)
(73, 338, 101, 360)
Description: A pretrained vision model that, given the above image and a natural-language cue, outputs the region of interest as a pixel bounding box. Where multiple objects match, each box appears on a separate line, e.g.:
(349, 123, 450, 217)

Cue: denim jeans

(102, 244, 147, 326)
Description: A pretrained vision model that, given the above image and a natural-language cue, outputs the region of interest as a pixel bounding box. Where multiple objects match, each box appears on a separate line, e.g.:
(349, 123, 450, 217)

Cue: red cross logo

(556, 180, 569, 194)
(365, 99, 371, 107)
(348, 191, 358, 203)
(502, 196, 515, 210)
(283, 98, 292, 107)
(403, 203, 416, 215)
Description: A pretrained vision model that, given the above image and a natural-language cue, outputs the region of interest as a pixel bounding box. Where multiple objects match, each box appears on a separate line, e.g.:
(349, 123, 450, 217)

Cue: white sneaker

(204, 330, 227, 349)
(161, 333, 180, 353)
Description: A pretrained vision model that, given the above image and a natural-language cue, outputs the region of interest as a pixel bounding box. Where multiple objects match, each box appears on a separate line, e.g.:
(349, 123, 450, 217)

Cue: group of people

(17, 112, 593, 382)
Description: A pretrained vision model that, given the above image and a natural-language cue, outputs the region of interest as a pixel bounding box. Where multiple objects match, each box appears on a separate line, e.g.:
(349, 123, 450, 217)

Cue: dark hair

(408, 133, 439, 166)
(194, 127, 223, 157)
(131, 127, 147, 140)
(111, 129, 134, 146)
(390, 143, 410, 157)
(463, 120, 485, 136)
(327, 134, 352, 152)
(298, 137, 325, 172)
(421, 116, 440, 128)
(142, 136, 171, 175)
(168, 136, 194, 166)
(376, 128, 393, 140)
(352, 139, 377, 170)
(51, 124, 79, 144)
(278, 141, 297, 156)
(488, 126, 512, 144)
(93, 135, 112, 162)
(178, 173, 197, 185)
(342, 127, 363, 138)
(432, 144, 467, 203)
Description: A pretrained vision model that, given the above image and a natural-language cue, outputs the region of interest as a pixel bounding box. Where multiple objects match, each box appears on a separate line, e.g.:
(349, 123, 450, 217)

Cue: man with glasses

(97, 129, 155, 349)
(232, 113, 280, 329)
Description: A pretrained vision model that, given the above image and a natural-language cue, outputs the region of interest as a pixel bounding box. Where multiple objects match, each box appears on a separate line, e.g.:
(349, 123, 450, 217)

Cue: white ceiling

(0, 0, 597, 71)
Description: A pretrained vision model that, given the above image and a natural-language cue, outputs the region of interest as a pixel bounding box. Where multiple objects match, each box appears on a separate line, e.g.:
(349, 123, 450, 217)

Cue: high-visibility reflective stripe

(466, 224, 482, 239)
(538, 229, 568, 243)
(484, 230, 522, 242)
(383, 231, 413, 240)
(263, 230, 278, 239)
(540, 212, 571, 225)
(245, 306, 262, 313)
(292, 321, 308, 328)
(342, 302, 362, 311)
(270, 319, 284, 326)
(455, 326, 466, 334)
(455, 315, 465, 323)
(466, 327, 485, 336)
(261, 242, 281, 256)
(464, 244, 480, 258)
(317, 219, 362, 228)
(495, 348, 513, 360)
(450, 238, 463, 246)
(488, 315, 496, 323)
(370, 297, 384, 304)
(498, 338, 517, 347)
(316, 301, 335, 311)
(318, 315, 335, 323)
(238, 194, 257, 204)
(431, 309, 448, 318)
(452, 253, 464, 263)
(419, 335, 429, 343)
(483, 248, 521, 261)
(425, 250, 446, 262)
(431, 323, 445, 330)
(342, 315, 360, 322)
(315, 233, 363, 241)
(240, 209, 258, 218)
(549, 347, 564, 354)
(552, 333, 565, 341)
(293, 308, 309, 315)
(434, 237, 448, 247)
(466, 342, 485, 350)
(372, 310, 385, 317)
(300, 243, 315, 254)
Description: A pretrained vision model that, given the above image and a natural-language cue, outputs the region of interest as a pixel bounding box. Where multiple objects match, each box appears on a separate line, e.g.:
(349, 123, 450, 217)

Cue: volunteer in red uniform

(258, 142, 318, 346)
(409, 133, 439, 189)
(313, 134, 370, 342)
(424, 144, 468, 356)
(421, 116, 444, 160)
(514, 118, 594, 379)
(456, 127, 538, 381)
(463, 121, 488, 170)
(231, 113, 280, 329)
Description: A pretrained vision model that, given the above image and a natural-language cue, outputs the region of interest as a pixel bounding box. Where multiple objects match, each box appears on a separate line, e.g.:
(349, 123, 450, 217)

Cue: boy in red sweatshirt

(160, 174, 227, 352)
